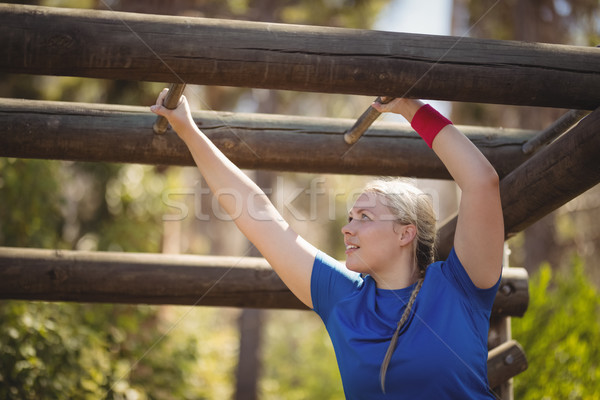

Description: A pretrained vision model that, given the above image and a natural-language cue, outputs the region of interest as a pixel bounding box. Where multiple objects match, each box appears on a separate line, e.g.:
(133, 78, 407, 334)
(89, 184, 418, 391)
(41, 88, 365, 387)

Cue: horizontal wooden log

(0, 246, 304, 309)
(487, 317, 513, 398)
(487, 340, 528, 389)
(492, 268, 529, 318)
(0, 98, 534, 179)
(0, 246, 527, 317)
(1, 4, 599, 109)
(437, 107, 600, 260)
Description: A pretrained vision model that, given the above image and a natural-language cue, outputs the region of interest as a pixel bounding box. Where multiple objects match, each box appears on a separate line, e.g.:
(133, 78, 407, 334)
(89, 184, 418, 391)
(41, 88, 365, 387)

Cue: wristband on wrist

(410, 104, 453, 148)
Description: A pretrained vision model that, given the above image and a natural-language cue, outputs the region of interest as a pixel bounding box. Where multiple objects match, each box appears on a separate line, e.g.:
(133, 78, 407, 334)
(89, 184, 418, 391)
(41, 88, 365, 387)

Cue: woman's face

(341, 192, 404, 275)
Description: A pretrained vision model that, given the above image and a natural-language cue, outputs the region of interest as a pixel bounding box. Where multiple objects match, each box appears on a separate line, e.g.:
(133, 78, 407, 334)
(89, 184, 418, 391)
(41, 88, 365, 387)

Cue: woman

(151, 91, 504, 399)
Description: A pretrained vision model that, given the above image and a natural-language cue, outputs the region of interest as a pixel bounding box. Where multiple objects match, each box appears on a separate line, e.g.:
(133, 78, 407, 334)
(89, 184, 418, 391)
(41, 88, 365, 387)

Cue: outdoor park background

(0, 0, 599, 398)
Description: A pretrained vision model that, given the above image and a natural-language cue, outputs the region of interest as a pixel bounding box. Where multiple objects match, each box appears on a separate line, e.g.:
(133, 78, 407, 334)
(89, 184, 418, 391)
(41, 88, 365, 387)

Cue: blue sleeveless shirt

(311, 248, 500, 399)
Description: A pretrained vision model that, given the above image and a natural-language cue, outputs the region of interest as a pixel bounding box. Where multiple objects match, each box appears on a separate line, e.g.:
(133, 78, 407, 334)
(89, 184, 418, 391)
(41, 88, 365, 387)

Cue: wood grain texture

(0, 246, 527, 316)
(487, 340, 528, 389)
(0, 98, 534, 179)
(1, 4, 599, 109)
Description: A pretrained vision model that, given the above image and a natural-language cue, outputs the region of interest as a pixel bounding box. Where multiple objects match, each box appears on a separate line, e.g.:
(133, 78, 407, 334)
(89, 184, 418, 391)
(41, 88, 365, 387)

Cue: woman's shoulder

(433, 247, 501, 311)
(311, 251, 364, 317)
(313, 251, 363, 284)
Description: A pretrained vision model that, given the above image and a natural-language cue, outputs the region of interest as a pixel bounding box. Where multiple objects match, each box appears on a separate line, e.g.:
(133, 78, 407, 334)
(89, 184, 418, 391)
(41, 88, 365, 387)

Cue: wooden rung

(0, 246, 527, 316)
(487, 340, 528, 389)
(492, 268, 529, 318)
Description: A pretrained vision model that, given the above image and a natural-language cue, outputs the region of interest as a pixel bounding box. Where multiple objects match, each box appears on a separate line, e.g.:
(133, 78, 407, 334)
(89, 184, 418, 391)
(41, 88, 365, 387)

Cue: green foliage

(0, 301, 127, 399)
(512, 260, 600, 399)
(261, 310, 343, 399)
(0, 158, 66, 249)
(277, 0, 389, 28)
(0, 301, 239, 399)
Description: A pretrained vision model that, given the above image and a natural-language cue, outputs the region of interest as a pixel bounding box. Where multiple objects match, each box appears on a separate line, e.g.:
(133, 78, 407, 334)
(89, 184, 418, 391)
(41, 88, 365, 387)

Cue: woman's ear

(398, 224, 417, 246)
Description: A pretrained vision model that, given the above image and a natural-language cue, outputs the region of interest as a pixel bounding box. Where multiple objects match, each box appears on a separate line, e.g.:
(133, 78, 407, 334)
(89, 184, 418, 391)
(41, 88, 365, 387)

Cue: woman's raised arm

(373, 98, 504, 288)
(151, 89, 318, 307)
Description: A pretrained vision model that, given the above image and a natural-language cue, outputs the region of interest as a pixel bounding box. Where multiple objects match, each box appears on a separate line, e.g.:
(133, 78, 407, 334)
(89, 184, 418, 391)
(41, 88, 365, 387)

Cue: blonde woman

(151, 92, 504, 399)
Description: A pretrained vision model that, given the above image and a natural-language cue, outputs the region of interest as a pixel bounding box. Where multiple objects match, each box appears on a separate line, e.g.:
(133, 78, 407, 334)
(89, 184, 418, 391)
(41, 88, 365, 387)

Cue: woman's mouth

(345, 244, 359, 254)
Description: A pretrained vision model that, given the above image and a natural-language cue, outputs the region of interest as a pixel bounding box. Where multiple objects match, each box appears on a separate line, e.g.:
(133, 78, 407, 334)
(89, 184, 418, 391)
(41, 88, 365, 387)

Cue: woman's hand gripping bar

(343, 96, 394, 145)
(152, 83, 187, 134)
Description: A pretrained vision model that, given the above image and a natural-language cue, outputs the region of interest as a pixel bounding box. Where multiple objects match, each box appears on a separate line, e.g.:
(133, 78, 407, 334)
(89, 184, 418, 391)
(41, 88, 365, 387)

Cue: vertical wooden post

(489, 317, 513, 400)
(235, 308, 264, 400)
(234, 170, 275, 399)
(489, 243, 514, 400)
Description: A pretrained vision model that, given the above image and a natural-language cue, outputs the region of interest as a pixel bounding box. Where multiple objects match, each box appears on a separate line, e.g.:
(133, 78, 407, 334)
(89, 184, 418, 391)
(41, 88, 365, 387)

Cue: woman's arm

(151, 89, 318, 307)
(373, 98, 503, 288)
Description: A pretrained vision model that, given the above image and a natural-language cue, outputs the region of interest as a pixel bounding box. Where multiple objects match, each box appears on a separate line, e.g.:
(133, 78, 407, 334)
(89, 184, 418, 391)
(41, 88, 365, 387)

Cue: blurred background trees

(0, 0, 599, 398)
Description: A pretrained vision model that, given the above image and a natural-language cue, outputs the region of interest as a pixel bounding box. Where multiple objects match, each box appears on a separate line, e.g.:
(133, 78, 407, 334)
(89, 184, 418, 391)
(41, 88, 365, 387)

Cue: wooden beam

(0, 246, 527, 317)
(0, 246, 304, 309)
(491, 268, 529, 318)
(487, 340, 528, 389)
(522, 109, 590, 155)
(436, 107, 600, 260)
(1, 4, 599, 109)
(0, 98, 533, 179)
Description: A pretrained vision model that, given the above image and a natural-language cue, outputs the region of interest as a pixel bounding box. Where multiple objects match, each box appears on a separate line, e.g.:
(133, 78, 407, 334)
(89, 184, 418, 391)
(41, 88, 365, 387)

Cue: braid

(379, 274, 425, 393)
(361, 178, 437, 393)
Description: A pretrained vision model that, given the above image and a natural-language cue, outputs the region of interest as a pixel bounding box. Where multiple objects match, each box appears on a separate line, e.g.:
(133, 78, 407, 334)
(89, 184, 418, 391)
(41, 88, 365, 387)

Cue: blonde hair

(362, 178, 437, 393)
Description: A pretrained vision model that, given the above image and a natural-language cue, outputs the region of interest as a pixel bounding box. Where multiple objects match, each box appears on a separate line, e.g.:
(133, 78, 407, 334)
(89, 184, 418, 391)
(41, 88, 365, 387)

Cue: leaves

(512, 259, 600, 399)
(260, 310, 343, 399)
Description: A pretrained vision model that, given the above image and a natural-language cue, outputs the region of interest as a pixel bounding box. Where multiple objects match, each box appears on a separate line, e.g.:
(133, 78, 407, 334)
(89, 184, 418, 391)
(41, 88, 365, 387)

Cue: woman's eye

(348, 213, 370, 222)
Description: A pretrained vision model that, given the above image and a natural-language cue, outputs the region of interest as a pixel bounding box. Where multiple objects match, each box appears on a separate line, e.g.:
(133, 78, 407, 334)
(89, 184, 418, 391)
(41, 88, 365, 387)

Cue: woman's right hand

(371, 97, 424, 123)
(150, 88, 197, 141)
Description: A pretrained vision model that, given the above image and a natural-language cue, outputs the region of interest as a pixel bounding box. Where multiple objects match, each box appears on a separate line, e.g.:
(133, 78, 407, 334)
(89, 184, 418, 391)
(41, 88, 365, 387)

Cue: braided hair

(362, 179, 437, 393)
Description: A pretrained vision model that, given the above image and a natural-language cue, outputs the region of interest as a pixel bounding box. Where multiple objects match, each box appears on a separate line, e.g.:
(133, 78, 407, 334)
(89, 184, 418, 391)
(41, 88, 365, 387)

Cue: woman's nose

(341, 221, 353, 236)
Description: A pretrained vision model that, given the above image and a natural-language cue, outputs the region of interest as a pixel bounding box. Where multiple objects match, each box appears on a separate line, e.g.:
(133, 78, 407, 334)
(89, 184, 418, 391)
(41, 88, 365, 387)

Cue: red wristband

(410, 104, 453, 148)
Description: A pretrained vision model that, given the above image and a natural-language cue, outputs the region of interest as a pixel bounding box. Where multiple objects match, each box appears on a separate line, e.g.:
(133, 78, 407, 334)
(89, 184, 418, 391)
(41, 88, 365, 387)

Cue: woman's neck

(372, 256, 420, 290)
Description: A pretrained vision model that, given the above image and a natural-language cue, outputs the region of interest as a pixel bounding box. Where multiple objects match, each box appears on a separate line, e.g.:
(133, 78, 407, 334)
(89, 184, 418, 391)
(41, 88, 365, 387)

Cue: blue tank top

(311, 248, 501, 399)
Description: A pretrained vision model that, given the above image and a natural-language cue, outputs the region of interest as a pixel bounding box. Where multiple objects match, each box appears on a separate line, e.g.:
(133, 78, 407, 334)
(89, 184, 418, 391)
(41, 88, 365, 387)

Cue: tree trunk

(235, 308, 264, 400)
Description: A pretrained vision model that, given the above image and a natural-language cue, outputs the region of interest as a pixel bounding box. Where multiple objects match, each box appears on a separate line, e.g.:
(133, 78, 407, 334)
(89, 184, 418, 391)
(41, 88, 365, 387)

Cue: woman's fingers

(371, 99, 390, 113)
(371, 101, 383, 112)
(177, 94, 186, 108)
(158, 87, 169, 104)
(150, 88, 170, 115)
(372, 97, 403, 113)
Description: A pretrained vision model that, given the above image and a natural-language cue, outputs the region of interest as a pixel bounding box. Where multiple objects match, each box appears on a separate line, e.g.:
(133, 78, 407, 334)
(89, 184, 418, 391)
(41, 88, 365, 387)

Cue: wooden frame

(2, 3, 598, 395)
